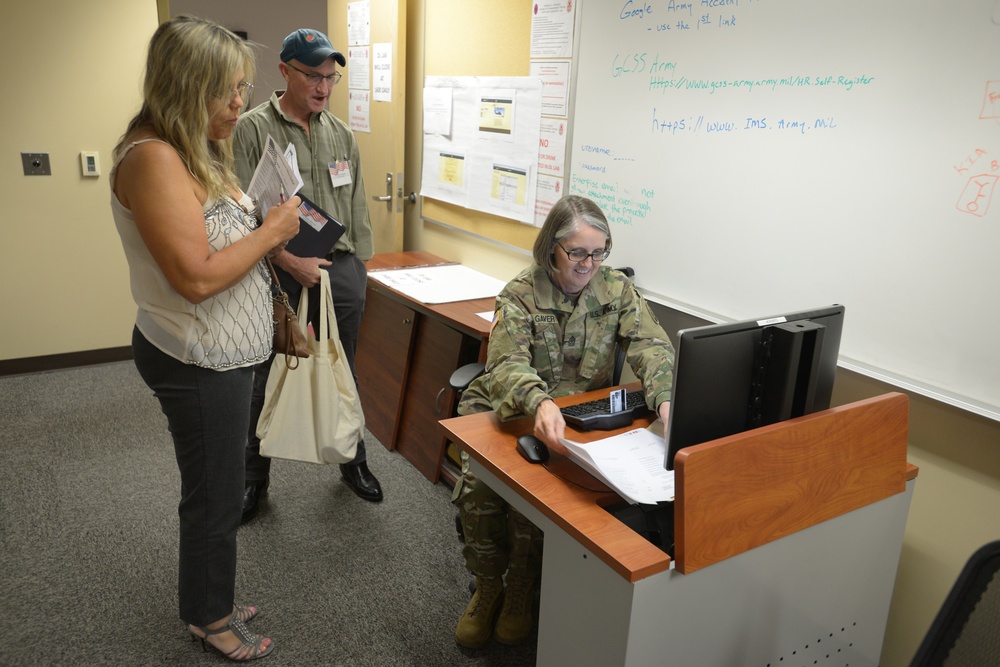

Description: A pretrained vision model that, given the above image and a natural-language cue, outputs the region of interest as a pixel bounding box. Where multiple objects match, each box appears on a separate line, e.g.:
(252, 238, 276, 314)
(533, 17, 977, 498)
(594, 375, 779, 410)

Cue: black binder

(273, 194, 346, 297)
(284, 193, 345, 258)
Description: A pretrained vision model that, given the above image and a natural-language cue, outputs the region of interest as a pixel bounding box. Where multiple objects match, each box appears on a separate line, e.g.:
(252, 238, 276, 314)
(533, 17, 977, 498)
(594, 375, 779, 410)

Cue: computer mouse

(516, 434, 549, 464)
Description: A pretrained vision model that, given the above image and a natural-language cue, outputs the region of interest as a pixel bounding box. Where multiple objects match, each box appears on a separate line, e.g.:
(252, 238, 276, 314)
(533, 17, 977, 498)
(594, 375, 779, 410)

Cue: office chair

(909, 539, 1000, 667)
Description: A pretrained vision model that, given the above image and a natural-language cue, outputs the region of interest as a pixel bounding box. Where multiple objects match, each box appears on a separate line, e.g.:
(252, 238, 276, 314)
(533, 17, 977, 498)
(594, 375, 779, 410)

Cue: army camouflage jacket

(458, 264, 674, 421)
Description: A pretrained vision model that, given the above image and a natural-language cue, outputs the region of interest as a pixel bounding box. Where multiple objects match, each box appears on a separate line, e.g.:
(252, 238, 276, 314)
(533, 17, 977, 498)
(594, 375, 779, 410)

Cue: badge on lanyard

(329, 158, 352, 189)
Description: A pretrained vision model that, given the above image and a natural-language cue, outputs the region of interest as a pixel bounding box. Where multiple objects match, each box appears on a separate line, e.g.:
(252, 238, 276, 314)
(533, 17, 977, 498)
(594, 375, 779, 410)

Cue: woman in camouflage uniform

(452, 195, 675, 649)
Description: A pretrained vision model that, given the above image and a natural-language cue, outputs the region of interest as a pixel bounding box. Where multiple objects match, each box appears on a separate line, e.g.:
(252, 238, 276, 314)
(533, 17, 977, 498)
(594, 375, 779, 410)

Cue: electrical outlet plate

(21, 152, 51, 176)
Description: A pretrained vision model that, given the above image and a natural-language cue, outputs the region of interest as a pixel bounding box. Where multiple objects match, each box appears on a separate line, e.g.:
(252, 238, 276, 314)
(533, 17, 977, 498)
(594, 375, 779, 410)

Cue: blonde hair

(115, 15, 256, 200)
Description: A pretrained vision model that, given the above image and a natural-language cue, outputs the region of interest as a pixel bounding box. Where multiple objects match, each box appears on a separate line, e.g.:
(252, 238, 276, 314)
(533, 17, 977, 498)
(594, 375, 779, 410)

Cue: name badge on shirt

(329, 160, 353, 189)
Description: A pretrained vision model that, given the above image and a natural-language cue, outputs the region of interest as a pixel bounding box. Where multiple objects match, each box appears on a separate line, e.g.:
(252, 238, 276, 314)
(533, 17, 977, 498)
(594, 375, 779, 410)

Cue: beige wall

(3, 2, 999, 665)
(831, 370, 1000, 665)
(0, 0, 158, 360)
(168, 0, 327, 103)
(404, 0, 536, 284)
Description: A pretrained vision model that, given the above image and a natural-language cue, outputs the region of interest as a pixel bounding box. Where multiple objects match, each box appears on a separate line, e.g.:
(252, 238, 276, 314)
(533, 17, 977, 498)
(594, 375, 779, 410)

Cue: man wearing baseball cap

(234, 29, 384, 521)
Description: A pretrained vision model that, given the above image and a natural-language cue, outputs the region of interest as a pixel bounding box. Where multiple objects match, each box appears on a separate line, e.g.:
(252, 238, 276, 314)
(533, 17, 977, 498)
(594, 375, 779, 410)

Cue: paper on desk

(369, 264, 506, 304)
(560, 428, 675, 505)
(245, 135, 304, 216)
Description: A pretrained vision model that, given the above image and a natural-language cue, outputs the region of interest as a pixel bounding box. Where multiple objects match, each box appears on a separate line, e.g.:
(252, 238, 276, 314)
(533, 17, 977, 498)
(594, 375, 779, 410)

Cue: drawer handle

(435, 387, 447, 415)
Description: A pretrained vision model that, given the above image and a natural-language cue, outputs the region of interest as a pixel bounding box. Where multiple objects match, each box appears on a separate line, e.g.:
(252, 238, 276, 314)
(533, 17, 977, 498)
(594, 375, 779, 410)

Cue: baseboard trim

(0, 347, 133, 377)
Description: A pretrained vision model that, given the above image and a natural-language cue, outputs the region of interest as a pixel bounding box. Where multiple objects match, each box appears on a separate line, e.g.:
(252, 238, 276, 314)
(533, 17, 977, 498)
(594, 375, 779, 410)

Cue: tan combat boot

(494, 574, 535, 645)
(454, 575, 504, 649)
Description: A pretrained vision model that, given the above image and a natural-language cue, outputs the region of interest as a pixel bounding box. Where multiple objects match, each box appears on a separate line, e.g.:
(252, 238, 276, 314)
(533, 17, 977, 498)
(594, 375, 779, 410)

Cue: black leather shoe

(241, 478, 269, 524)
(339, 462, 384, 502)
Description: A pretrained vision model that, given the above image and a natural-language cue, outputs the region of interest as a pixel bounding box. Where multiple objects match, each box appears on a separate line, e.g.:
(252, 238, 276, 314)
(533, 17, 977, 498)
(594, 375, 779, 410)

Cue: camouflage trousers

(451, 450, 543, 579)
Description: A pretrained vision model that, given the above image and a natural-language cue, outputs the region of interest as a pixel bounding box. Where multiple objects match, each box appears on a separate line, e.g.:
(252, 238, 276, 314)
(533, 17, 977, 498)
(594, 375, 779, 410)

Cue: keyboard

(560, 390, 652, 431)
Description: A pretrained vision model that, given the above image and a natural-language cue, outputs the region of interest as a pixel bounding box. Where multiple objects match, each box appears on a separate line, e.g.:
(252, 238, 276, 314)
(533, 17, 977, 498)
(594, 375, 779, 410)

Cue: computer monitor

(664, 305, 845, 470)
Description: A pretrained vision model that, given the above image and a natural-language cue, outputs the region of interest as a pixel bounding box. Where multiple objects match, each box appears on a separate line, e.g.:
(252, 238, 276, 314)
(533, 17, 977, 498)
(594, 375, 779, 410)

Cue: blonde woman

(111, 16, 300, 661)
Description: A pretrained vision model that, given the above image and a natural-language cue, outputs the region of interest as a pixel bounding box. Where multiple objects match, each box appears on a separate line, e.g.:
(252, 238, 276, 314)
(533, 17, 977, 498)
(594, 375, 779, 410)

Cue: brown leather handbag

(266, 258, 309, 369)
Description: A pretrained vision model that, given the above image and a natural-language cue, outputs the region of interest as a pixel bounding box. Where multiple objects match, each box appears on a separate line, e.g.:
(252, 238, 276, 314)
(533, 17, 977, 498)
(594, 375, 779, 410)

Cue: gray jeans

(132, 327, 251, 626)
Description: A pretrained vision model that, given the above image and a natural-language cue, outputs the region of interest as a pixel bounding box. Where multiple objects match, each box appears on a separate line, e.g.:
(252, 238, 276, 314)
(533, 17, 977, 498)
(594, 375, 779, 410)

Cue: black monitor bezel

(664, 305, 845, 471)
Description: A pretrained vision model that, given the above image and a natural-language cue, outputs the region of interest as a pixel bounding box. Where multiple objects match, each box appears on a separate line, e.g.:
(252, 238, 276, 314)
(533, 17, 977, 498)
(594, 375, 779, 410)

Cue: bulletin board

(420, 76, 543, 227)
(420, 0, 538, 251)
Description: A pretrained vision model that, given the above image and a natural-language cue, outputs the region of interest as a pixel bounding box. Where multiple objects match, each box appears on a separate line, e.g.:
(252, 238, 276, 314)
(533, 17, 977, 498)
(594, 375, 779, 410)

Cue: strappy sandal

(235, 603, 258, 623)
(190, 612, 274, 662)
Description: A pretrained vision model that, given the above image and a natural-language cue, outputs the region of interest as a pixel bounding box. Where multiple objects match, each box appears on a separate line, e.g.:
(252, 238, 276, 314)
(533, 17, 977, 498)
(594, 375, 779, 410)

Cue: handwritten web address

(649, 73, 875, 94)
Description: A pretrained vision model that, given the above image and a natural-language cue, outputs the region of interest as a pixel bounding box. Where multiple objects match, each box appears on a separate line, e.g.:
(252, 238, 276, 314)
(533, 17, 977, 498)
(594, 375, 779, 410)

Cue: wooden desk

(356, 252, 496, 483)
(440, 390, 917, 666)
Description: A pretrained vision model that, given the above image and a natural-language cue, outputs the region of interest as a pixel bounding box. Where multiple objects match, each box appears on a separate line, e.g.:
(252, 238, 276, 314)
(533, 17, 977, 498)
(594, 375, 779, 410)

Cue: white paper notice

(530, 0, 576, 59)
(347, 0, 371, 46)
(530, 60, 571, 118)
(373, 43, 392, 102)
(423, 86, 453, 136)
(535, 173, 563, 226)
(347, 46, 370, 91)
(483, 161, 531, 215)
(349, 90, 371, 133)
(538, 117, 568, 177)
(478, 89, 516, 142)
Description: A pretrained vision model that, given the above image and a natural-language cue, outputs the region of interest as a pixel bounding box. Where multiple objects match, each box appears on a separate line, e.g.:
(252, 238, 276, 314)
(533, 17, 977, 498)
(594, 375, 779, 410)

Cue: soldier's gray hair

(533, 195, 613, 274)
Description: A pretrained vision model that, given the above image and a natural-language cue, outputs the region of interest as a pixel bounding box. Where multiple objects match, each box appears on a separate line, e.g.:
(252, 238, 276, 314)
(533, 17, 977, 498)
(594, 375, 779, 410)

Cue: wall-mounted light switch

(21, 152, 51, 176)
(80, 151, 101, 177)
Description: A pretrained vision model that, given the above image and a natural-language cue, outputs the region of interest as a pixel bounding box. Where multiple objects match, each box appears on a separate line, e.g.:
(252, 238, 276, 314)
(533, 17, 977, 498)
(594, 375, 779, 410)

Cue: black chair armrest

(449, 362, 486, 391)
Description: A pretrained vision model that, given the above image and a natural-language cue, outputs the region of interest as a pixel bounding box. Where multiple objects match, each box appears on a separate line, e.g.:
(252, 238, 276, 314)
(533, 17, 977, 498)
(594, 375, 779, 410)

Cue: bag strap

(264, 257, 282, 294)
(299, 271, 331, 359)
(316, 272, 327, 354)
(266, 256, 308, 337)
(294, 270, 343, 359)
(321, 270, 344, 339)
(298, 271, 311, 325)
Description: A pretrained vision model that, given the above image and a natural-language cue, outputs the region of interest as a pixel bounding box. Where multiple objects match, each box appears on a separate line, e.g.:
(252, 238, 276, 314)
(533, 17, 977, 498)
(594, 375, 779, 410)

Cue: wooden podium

(440, 390, 916, 667)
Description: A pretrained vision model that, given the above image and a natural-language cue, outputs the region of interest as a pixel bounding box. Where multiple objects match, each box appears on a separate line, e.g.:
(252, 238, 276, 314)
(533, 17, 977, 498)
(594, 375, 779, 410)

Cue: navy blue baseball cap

(280, 29, 346, 67)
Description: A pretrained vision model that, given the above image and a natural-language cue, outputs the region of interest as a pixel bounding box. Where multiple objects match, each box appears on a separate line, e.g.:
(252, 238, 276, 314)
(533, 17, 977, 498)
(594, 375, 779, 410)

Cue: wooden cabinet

(395, 316, 482, 482)
(356, 288, 415, 450)
(356, 252, 494, 483)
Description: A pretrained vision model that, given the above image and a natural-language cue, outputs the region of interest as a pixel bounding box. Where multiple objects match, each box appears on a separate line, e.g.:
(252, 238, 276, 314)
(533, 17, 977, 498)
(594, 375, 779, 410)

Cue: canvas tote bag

(256, 270, 363, 464)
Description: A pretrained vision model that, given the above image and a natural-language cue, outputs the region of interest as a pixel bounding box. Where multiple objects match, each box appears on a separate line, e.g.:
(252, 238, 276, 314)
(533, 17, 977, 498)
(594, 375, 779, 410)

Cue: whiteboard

(567, 0, 1000, 420)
